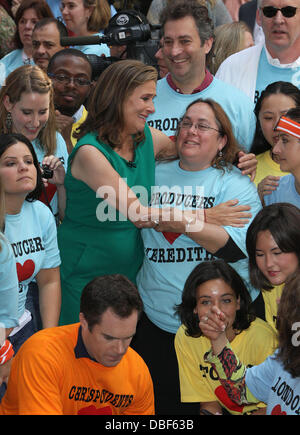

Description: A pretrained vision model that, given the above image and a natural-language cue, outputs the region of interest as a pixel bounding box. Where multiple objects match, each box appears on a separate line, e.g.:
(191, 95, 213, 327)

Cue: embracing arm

(35, 267, 61, 329)
(70, 145, 158, 226)
(42, 155, 66, 221)
(150, 126, 177, 160)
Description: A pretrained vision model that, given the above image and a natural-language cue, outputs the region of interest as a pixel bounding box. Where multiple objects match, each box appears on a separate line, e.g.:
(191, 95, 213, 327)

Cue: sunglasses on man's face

(261, 5, 298, 18)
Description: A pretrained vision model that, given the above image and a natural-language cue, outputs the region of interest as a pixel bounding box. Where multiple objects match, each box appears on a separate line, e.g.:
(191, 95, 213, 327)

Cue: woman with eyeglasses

(216, 0, 300, 102)
(57, 61, 256, 331)
(130, 98, 262, 414)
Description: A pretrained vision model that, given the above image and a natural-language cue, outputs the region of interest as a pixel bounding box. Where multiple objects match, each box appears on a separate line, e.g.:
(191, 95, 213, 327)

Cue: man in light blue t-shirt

(147, 0, 256, 152)
(216, 0, 300, 103)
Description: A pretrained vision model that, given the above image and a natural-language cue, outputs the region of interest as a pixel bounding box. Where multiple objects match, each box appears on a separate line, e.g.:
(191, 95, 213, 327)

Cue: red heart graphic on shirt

(271, 404, 287, 415)
(16, 260, 35, 281)
(215, 385, 244, 413)
(162, 232, 181, 244)
(78, 405, 112, 415)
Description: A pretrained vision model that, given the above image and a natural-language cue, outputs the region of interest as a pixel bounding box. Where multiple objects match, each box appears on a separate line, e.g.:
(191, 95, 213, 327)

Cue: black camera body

(60, 9, 161, 80)
(42, 164, 53, 179)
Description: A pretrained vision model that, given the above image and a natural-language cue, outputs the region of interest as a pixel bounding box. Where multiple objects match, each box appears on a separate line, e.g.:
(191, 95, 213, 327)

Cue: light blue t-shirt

(264, 174, 300, 209)
(137, 160, 262, 333)
(0, 234, 19, 329)
(255, 47, 300, 104)
(4, 201, 61, 319)
(147, 76, 256, 151)
(246, 351, 300, 415)
(0, 49, 34, 85)
(70, 4, 116, 57)
(46, 0, 117, 21)
(33, 132, 68, 220)
(73, 32, 110, 57)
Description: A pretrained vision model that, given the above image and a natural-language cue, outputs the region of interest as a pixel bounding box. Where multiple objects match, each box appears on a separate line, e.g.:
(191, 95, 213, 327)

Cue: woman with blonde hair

(0, 65, 68, 222)
(60, 0, 113, 57)
(208, 21, 254, 75)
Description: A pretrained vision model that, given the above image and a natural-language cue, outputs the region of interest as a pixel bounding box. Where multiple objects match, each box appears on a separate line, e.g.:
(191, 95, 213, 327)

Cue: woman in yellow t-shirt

(246, 203, 300, 332)
(250, 81, 300, 204)
(175, 259, 277, 415)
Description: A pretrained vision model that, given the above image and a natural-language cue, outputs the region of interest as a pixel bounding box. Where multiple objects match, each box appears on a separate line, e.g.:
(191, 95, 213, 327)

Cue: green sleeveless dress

(58, 124, 155, 325)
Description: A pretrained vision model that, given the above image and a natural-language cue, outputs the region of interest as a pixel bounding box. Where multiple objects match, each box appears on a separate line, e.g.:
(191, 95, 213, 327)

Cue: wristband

(0, 339, 14, 365)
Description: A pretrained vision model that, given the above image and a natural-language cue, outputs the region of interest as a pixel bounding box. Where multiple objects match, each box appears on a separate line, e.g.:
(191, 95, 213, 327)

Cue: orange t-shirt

(0, 323, 154, 415)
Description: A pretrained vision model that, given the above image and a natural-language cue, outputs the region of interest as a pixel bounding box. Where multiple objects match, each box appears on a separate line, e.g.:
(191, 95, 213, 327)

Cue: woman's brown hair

(176, 98, 240, 170)
(14, 0, 53, 49)
(276, 272, 300, 377)
(76, 59, 158, 148)
(84, 0, 111, 32)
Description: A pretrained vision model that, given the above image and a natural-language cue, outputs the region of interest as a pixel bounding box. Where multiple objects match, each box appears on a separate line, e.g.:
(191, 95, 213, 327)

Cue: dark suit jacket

(239, 0, 257, 32)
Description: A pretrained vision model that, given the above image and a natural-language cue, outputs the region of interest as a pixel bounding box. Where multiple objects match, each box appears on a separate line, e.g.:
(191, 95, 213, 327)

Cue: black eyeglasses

(48, 73, 91, 87)
(261, 6, 298, 18)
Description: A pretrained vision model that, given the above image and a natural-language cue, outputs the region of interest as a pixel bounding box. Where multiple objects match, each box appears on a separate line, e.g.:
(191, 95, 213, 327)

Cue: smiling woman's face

(4, 91, 50, 142)
(176, 102, 226, 171)
(255, 229, 299, 286)
(121, 80, 156, 137)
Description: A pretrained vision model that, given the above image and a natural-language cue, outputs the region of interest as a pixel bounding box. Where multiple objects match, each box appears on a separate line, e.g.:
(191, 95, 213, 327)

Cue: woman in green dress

(58, 59, 258, 325)
(58, 59, 174, 325)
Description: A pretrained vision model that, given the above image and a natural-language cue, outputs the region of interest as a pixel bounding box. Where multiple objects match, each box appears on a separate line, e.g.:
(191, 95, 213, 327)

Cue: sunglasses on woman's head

(261, 6, 298, 18)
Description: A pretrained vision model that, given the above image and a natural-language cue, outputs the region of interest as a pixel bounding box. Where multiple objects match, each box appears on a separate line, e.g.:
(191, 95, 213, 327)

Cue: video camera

(60, 6, 161, 80)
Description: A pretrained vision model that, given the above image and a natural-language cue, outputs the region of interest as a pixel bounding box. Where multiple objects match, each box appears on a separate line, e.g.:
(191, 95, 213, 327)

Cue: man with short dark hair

(147, 0, 257, 152)
(48, 48, 92, 152)
(32, 18, 68, 71)
(0, 274, 154, 415)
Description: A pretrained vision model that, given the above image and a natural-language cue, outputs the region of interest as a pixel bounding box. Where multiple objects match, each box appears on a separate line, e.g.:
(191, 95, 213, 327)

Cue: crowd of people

(0, 0, 299, 416)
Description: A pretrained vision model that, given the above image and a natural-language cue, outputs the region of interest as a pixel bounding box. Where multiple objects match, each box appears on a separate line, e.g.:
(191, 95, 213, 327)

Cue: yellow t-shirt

(0, 323, 154, 415)
(262, 284, 284, 333)
(71, 106, 88, 147)
(175, 318, 277, 415)
(254, 150, 289, 186)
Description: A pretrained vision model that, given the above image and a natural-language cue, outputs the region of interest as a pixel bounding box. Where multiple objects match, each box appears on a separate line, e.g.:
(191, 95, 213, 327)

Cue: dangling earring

(5, 112, 12, 132)
(218, 150, 223, 158)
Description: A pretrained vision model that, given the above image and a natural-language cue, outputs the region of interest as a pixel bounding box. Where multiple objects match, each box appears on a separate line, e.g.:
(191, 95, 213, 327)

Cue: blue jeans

(25, 281, 42, 332)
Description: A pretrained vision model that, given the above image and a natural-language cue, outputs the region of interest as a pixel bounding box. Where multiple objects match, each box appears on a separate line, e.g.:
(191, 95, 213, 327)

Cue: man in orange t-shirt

(0, 275, 154, 415)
